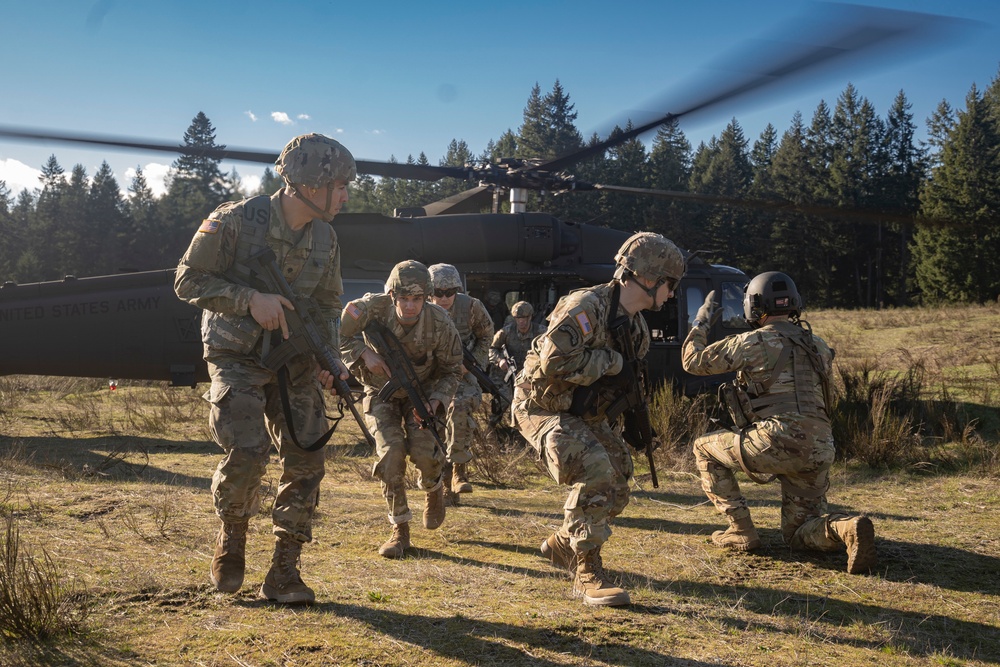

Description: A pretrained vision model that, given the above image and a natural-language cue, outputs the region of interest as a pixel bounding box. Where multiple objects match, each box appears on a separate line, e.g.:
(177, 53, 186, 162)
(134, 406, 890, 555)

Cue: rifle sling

(264, 333, 340, 452)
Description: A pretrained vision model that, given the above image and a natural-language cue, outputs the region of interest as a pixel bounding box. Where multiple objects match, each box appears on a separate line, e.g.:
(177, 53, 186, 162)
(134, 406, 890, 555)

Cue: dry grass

(0, 303, 997, 666)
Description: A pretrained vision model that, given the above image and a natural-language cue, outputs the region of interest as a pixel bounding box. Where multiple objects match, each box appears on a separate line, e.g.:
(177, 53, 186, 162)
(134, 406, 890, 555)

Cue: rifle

(498, 344, 519, 384)
(248, 248, 376, 453)
(363, 320, 447, 458)
(606, 314, 659, 488)
(463, 347, 511, 427)
(568, 307, 658, 488)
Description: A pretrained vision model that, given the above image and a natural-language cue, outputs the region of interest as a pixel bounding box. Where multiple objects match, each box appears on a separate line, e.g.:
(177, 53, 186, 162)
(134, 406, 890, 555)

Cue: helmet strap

(290, 183, 336, 222)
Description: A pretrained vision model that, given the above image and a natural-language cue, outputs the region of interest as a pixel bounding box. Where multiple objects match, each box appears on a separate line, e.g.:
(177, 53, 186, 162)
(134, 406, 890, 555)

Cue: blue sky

(1, 0, 998, 199)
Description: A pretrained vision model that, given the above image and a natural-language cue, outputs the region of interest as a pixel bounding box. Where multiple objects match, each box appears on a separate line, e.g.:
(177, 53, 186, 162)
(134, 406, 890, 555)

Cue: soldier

(490, 300, 546, 377)
(340, 260, 463, 558)
(681, 271, 877, 574)
(174, 133, 355, 605)
(513, 232, 685, 606)
(427, 263, 494, 498)
(483, 289, 508, 329)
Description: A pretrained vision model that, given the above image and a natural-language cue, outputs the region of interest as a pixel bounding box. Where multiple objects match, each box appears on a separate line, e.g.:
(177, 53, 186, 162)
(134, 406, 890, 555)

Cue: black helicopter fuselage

(0, 212, 749, 393)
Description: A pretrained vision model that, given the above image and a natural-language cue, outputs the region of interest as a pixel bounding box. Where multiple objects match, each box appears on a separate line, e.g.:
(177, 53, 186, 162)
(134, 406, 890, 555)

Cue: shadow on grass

(662, 576, 999, 661)
(264, 600, 718, 667)
(0, 435, 214, 489)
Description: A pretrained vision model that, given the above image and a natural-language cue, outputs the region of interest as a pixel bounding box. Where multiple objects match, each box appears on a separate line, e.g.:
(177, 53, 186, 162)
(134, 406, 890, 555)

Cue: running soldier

(513, 232, 685, 606)
(340, 260, 463, 558)
(175, 133, 355, 605)
(427, 263, 494, 498)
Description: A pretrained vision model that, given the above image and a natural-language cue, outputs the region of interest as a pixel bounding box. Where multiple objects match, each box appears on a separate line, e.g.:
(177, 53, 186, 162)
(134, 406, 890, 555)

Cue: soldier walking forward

(340, 261, 463, 558)
(682, 271, 877, 574)
(512, 232, 685, 606)
(175, 134, 356, 604)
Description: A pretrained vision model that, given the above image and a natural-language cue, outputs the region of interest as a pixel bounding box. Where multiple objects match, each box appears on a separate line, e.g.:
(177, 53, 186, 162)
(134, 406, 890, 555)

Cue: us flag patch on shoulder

(574, 311, 592, 335)
(197, 218, 220, 234)
(346, 302, 361, 319)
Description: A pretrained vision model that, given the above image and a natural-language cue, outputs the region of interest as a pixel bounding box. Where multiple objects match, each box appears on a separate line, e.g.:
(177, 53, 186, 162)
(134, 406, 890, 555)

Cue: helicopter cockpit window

(685, 285, 706, 329)
(720, 281, 747, 328)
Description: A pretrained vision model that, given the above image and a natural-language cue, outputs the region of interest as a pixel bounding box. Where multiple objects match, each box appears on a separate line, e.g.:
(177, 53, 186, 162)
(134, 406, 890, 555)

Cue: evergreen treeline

(2, 75, 1000, 307)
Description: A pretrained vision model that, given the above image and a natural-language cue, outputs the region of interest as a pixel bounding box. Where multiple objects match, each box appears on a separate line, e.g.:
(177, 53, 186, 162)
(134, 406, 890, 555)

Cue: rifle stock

(248, 248, 377, 452)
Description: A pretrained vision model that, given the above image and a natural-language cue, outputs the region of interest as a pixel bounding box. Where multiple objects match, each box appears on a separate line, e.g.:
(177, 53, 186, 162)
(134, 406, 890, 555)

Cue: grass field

(0, 305, 998, 666)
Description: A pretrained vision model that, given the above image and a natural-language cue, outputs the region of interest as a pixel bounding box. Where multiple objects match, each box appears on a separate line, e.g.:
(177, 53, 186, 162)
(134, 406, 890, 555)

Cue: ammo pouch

(718, 381, 758, 430)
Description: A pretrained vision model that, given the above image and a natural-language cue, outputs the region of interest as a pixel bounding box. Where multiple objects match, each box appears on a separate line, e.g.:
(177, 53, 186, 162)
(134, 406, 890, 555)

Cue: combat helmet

(743, 271, 802, 326)
(613, 232, 685, 309)
(386, 260, 432, 297)
(428, 263, 463, 291)
(511, 301, 534, 318)
(275, 133, 357, 188)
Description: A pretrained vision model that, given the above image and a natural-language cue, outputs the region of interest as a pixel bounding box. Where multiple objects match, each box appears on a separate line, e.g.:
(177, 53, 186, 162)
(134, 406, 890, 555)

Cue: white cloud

(0, 158, 42, 197)
(297, 114, 310, 120)
(239, 173, 262, 195)
(245, 110, 258, 122)
(124, 162, 171, 198)
(271, 112, 293, 125)
(369, 129, 383, 135)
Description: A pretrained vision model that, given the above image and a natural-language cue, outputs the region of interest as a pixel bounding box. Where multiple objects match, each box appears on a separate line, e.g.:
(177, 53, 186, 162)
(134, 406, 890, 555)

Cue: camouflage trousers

(692, 415, 842, 550)
(205, 354, 327, 544)
(365, 393, 445, 525)
(513, 397, 633, 554)
(445, 373, 482, 465)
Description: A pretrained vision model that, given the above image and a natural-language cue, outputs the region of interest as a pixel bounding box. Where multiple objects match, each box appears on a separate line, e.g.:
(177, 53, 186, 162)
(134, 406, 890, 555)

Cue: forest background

(2, 73, 1000, 309)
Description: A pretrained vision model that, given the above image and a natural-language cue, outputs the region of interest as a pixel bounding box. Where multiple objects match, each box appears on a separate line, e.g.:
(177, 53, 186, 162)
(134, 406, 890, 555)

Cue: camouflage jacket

(521, 282, 650, 414)
(444, 293, 494, 368)
(682, 319, 834, 424)
(340, 293, 463, 407)
(490, 319, 546, 369)
(174, 191, 343, 357)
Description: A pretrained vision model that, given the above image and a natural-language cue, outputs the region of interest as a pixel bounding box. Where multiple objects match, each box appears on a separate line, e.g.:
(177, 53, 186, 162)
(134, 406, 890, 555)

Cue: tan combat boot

(539, 532, 575, 572)
(423, 482, 446, 529)
(452, 462, 473, 494)
(829, 515, 877, 574)
(573, 547, 630, 606)
(210, 521, 248, 593)
(378, 522, 411, 559)
(260, 537, 315, 605)
(712, 510, 761, 551)
(442, 462, 459, 507)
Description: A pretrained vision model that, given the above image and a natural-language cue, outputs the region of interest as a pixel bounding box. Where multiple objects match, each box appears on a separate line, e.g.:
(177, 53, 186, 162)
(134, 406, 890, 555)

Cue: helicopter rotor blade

(588, 183, 950, 226)
(534, 4, 968, 175)
(0, 125, 469, 182)
(418, 185, 495, 216)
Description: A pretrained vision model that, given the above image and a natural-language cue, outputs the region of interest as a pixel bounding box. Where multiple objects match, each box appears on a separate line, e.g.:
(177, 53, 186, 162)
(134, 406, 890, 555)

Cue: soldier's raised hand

(695, 290, 722, 328)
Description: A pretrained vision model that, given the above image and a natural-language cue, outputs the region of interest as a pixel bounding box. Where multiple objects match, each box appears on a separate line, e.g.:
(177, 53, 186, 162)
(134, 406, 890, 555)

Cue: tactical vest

(357, 294, 444, 398)
(202, 195, 333, 355)
(721, 321, 831, 428)
(450, 293, 473, 346)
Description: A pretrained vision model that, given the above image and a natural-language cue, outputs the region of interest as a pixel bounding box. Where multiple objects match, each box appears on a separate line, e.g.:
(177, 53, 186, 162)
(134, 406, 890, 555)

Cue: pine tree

(173, 111, 229, 200)
(914, 85, 1000, 302)
(88, 161, 130, 273)
(646, 119, 692, 243)
(257, 167, 283, 195)
(127, 167, 162, 269)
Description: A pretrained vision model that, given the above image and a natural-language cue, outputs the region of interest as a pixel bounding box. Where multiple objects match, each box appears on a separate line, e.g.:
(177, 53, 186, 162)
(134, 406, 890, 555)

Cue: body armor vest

(202, 195, 333, 355)
(450, 293, 473, 346)
(721, 321, 831, 428)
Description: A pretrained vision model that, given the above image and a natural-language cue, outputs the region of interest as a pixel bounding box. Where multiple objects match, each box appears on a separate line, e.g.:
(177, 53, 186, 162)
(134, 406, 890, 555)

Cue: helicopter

(0, 4, 952, 394)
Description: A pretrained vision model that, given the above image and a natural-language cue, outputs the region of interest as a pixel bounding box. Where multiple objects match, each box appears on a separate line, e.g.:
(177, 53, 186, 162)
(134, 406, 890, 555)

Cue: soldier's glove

(603, 358, 636, 389)
(694, 290, 722, 328)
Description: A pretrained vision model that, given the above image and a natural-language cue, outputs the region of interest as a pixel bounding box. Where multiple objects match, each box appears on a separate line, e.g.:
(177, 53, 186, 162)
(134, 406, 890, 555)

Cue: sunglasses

(433, 288, 459, 298)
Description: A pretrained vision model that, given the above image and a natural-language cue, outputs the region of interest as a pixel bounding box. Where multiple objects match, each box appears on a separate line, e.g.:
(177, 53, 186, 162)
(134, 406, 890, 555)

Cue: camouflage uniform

(512, 283, 650, 555)
(175, 189, 342, 544)
(682, 319, 843, 550)
(340, 292, 463, 525)
(490, 318, 547, 371)
(439, 292, 494, 465)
